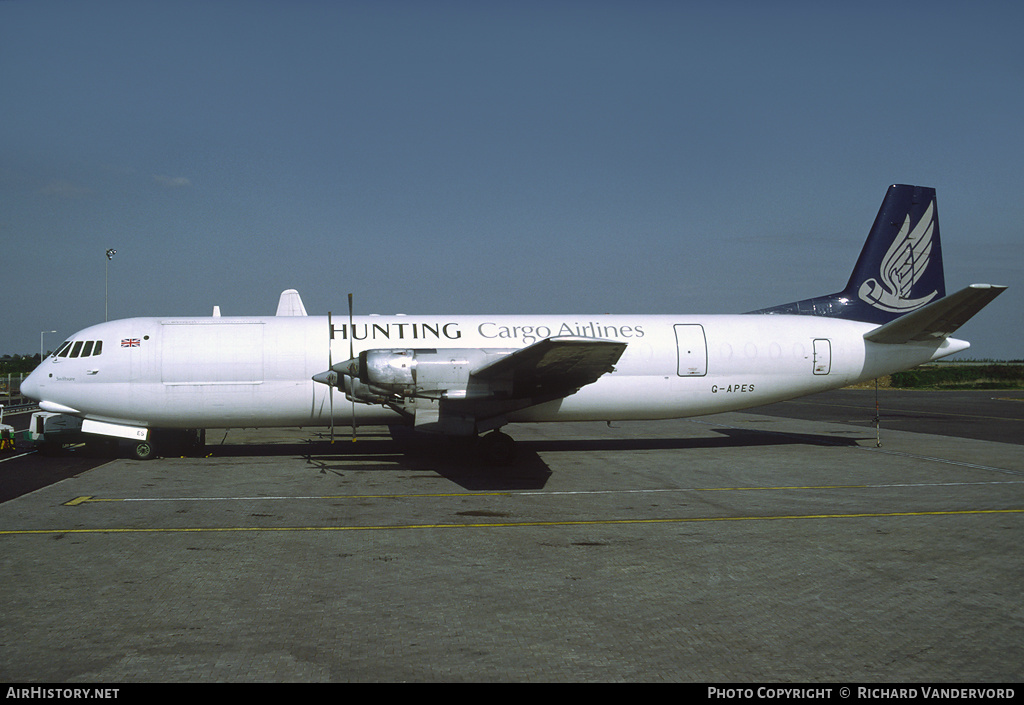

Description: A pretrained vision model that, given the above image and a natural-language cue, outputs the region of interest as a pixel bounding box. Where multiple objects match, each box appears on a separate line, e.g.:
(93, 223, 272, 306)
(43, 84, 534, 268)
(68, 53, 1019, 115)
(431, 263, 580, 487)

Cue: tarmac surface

(1, 390, 1022, 682)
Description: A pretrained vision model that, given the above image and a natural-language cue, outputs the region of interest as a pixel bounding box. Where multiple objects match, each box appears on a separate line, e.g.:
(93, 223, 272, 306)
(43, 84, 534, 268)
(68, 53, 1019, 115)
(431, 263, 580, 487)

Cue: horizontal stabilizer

(864, 284, 1006, 344)
(275, 289, 308, 316)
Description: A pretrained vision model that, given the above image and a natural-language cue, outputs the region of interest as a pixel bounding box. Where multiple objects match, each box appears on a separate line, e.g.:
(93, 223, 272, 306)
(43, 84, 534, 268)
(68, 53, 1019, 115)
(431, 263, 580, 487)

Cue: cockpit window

(53, 340, 103, 358)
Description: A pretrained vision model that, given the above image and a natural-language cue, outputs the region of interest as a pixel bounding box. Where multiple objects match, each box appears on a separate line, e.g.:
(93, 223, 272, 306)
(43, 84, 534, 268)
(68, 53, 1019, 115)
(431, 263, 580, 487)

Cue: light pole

(105, 248, 117, 321)
(41, 330, 56, 363)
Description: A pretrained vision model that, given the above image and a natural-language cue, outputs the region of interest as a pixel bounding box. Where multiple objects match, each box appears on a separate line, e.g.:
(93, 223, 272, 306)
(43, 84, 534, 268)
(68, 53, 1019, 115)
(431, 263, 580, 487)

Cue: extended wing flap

(471, 336, 627, 399)
(864, 284, 1006, 345)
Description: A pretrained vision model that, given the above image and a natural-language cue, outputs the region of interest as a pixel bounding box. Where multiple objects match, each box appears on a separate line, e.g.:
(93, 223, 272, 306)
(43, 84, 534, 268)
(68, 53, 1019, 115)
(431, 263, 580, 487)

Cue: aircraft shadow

(518, 427, 865, 454)
(304, 433, 555, 492)
(193, 426, 863, 492)
(191, 429, 550, 491)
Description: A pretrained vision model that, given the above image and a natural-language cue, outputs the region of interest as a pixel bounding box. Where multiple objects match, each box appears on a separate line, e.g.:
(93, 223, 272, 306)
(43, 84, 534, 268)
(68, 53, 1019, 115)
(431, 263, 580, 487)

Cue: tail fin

(750, 184, 945, 324)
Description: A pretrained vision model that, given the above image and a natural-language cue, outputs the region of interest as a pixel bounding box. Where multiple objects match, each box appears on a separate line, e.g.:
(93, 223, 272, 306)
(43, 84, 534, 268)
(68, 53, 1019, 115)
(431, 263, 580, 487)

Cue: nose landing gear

(129, 429, 205, 461)
(131, 440, 156, 461)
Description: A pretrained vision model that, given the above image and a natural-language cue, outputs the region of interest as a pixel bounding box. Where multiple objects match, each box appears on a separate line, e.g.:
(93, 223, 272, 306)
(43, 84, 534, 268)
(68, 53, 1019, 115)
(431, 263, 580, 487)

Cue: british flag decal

(121, 338, 141, 348)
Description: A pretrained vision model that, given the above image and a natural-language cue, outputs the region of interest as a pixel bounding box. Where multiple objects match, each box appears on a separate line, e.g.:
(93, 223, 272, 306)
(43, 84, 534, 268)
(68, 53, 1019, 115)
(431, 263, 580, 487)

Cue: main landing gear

(477, 430, 517, 465)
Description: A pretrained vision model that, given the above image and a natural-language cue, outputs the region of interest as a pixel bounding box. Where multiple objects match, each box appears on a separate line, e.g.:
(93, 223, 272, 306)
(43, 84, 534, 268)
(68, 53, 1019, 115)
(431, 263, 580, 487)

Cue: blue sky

(2, 0, 1021, 359)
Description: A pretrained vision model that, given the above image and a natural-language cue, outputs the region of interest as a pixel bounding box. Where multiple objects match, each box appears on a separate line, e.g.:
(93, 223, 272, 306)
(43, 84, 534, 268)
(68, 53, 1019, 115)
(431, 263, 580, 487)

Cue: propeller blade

(348, 293, 357, 442)
(328, 311, 335, 444)
(348, 294, 354, 359)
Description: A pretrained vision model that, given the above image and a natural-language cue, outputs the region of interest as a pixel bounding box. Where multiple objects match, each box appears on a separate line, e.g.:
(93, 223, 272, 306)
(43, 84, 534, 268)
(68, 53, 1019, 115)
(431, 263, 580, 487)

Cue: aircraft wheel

(478, 430, 517, 465)
(131, 440, 157, 461)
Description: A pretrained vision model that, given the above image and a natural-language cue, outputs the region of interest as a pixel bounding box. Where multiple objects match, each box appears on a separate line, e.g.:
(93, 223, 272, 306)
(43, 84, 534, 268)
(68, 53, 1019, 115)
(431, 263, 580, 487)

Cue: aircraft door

(128, 327, 157, 383)
(812, 338, 831, 375)
(674, 324, 708, 376)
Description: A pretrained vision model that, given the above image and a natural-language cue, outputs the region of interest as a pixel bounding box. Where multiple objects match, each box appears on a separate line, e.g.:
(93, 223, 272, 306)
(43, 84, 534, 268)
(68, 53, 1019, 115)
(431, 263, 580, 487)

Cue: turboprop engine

(320, 348, 516, 403)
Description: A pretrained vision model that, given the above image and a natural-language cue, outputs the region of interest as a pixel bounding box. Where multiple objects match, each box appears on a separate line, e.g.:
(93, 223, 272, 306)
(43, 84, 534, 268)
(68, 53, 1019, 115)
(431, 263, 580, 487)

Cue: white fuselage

(21, 313, 966, 431)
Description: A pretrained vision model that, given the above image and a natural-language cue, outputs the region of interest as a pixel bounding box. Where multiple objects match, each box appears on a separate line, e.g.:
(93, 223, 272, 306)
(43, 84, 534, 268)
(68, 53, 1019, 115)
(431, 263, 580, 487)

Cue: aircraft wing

(470, 336, 628, 400)
(863, 284, 1006, 344)
(382, 336, 626, 434)
(413, 336, 628, 435)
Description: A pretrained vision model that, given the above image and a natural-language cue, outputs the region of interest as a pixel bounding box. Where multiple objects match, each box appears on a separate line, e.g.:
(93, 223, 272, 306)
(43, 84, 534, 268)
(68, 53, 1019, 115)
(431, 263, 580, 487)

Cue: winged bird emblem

(858, 199, 939, 313)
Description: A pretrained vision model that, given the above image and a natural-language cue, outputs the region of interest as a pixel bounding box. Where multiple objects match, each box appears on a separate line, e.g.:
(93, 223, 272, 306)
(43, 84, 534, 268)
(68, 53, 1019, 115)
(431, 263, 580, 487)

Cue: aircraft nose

(19, 369, 42, 402)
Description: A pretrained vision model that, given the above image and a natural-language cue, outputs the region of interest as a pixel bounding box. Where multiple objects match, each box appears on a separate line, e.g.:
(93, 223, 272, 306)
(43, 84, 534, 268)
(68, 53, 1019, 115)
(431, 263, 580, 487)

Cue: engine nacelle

(355, 348, 508, 399)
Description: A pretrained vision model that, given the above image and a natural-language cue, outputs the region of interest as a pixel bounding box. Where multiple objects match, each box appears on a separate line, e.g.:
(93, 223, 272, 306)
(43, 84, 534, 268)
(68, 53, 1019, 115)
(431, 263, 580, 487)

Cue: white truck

(26, 411, 91, 454)
(0, 404, 15, 452)
(27, 411, 203, 459)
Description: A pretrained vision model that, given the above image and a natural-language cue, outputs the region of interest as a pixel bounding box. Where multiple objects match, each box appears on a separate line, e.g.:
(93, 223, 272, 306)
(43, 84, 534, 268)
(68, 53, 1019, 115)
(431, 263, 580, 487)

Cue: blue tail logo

(749, 184, 946, 324)
(857, 197, 939, 313)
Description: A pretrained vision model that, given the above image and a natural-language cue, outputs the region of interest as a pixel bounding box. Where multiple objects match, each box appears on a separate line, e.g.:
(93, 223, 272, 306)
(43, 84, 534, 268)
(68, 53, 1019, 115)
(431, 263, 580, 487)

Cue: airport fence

(1, 373, 32, 409)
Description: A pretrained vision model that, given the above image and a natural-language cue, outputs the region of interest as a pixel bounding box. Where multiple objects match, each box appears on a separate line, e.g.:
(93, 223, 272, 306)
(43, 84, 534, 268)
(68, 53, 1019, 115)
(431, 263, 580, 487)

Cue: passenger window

(70, 341, 84, 358)
(82, 341, 95, 357)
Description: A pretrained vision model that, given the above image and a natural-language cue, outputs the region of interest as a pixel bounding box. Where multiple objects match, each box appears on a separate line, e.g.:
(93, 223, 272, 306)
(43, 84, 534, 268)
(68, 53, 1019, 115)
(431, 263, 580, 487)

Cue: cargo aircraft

(20, 185, 1005, 461)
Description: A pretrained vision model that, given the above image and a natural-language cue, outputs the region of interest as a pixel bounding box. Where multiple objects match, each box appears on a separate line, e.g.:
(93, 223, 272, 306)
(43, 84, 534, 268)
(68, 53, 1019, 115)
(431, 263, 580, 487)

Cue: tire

(131, 441, 157, 461)
(478, 431, 517, 465)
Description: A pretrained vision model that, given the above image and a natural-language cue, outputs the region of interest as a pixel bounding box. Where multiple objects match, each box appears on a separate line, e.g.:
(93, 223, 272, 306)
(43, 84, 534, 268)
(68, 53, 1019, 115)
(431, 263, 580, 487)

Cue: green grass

(888, 363, 1024, 390)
